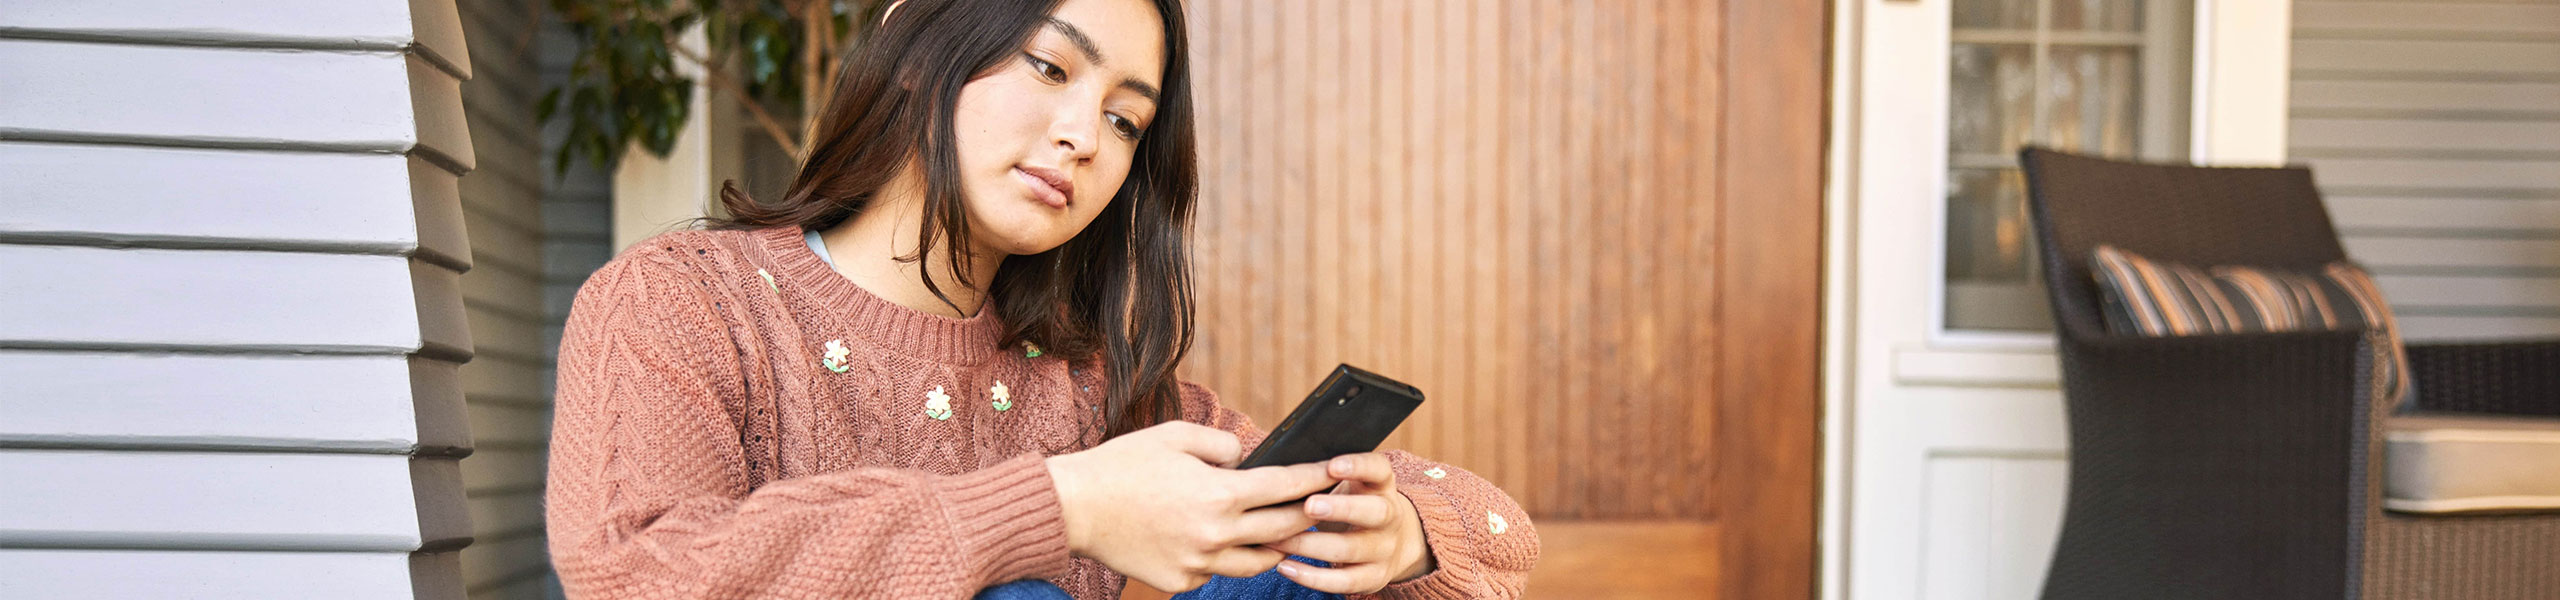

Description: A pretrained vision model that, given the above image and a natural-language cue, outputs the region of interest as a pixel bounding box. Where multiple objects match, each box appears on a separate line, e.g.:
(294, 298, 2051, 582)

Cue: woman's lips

(1015, 166, 1072, 209)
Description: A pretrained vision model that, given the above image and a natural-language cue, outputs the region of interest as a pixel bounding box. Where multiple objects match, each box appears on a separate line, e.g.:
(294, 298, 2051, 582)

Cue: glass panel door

(1943, 0, 2191, 332)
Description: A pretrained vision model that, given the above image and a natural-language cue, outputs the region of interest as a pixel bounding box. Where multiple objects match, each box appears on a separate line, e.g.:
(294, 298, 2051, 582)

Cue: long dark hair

(711, 0, 1197, 439)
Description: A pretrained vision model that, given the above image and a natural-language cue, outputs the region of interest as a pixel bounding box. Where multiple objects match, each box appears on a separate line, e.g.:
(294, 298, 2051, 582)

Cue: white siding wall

(534, 0, 620, 467)
(0, 1, 478, 597)
(452, 0, 559, 597)
(2291, 0, 2560, 341)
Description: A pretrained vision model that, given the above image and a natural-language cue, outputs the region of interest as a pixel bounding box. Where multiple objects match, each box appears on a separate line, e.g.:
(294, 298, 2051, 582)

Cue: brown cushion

(2088, 245, 2412, 408)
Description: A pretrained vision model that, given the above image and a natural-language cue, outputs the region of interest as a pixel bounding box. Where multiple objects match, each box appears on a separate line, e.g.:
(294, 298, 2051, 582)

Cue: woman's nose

(1050, 103, 1101, 162)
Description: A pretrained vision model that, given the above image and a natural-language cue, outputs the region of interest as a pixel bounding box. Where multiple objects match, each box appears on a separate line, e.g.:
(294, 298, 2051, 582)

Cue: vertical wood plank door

(1175, 1, 1824, 598)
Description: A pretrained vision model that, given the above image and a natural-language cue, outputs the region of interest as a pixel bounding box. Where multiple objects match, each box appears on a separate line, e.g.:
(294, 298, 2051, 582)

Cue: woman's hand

(1264, 453, 1436, 593)
(1043, 421, 1337, 592)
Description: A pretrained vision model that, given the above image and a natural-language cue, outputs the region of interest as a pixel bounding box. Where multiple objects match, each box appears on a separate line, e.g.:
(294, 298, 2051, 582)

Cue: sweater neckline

(755, 225, 1009, 366)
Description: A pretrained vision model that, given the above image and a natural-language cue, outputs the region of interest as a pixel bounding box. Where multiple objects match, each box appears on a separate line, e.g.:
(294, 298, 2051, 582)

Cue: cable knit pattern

(547, 226, 1537, 599)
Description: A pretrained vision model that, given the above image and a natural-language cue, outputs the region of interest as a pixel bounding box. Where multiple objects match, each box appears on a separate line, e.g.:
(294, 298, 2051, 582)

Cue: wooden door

(1174, 1, 1824, 598)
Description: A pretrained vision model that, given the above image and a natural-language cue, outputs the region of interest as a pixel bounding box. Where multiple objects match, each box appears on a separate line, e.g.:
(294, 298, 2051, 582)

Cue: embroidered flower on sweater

(990, 380, 1013, 412)
(1488, 510, 1510, 535)
(1023, 341, 1043, 358)
(1423, 467, 1448, 479)
(924, 386, 954, 420)
(820, 339, 852, 373)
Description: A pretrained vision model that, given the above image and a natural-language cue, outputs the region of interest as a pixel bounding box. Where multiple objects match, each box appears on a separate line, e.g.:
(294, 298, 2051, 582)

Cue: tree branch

(668, 39, 805, 159)
(798, 0, 833, 161)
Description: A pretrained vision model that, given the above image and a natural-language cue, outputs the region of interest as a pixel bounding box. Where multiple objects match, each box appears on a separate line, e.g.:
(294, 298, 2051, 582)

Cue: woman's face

(950, 0, 1166, 256)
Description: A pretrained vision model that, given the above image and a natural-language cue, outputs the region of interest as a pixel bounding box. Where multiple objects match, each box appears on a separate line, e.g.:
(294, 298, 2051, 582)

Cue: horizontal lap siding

(0, 450, 459, 550)
(0, 549, 425, 597)
(0, 246, 464, 352)
(0, 1, 475, 597)
(532, 2, 617, 413)
(2292, 0, 2560, 341)
(0, 352, 449, 450)
(0, 144, 437, 251)
(452, 0, 560, 597)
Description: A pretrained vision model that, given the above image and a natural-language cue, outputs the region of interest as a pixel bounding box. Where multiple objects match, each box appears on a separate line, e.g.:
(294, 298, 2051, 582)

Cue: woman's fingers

(1228, 503, 1321, 546)
(1148, 421, 1243, 467)
(1276, 559, 1388, 594)
(1228, 462, 1337, 508)
(1205, 545, 1287, 579)
(1304, 493, 1396, 529)
(1262, 530, 1388, 565)
(1327, 453, 1396, 488)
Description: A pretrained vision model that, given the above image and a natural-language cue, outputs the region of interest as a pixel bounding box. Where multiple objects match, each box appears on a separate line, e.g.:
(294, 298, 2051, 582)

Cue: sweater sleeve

(1176, 382, 1541, 599)
(544, 252, 1071, 599)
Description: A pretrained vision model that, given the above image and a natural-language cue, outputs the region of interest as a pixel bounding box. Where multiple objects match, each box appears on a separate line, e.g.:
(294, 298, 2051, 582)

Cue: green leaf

(540, 0, 878, 172)
(535, 87, 563, 124)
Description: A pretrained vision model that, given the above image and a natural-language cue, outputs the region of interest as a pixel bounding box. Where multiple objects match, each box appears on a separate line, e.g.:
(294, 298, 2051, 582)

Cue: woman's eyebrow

(1045, 18, 1108, 67)
(1044, 17, 1161, 106)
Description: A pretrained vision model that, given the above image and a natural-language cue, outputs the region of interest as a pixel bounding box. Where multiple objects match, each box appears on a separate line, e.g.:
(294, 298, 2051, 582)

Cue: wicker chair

(2017, 148, 2560, 599)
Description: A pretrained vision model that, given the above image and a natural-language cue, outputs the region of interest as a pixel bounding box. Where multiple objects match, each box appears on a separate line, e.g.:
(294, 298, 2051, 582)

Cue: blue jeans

(972, 557, 1342, 600)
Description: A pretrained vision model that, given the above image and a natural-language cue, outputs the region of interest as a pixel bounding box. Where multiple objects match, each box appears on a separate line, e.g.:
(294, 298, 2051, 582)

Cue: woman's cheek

(1098, 159, 1133, 203)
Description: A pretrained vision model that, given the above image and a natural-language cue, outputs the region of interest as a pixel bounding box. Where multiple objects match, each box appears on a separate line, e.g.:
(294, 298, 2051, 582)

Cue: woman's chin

(979, 229, 1073, 257)
(967, 202, 1089, 257)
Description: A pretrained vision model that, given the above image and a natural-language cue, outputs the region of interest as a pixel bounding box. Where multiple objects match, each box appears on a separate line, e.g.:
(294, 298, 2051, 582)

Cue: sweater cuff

(932, 454, 1072, 587)
(1364, 484, 1487, 600)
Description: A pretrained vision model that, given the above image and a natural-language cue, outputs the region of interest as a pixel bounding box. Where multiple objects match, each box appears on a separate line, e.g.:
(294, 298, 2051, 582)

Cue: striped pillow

(2089, 245, 2412, 407)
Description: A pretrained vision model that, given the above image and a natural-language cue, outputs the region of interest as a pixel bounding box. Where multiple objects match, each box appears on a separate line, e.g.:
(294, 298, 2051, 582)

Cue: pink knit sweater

(546, 226, 1538, 599)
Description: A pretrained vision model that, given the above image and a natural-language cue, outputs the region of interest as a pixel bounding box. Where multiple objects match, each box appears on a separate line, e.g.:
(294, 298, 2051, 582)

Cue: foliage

(539, 0, 885, 175)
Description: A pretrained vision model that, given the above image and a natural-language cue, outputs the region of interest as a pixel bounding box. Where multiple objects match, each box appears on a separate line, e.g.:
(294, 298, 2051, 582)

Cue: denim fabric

(1169, 557, 1342, 600)
(970, 557, 1342, 600)
(973, 580, 1075, 600)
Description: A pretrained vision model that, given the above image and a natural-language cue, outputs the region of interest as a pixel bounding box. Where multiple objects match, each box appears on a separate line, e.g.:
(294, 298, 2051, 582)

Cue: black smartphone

(1234, 364, 1425, 470)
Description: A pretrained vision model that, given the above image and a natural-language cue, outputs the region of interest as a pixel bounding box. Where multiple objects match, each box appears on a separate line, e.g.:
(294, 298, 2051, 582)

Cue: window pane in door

(2044, 46, 2142, 157)
(1950, 44, 2037, 157)
(2051, 0, 2144, 32)
(1955, 0, 2037, 29)
(1946, 168, 2031, 283)
(1943, 0, 2187, 333)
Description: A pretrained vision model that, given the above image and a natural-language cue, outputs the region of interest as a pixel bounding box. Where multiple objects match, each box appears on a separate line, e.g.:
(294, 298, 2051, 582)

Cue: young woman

(543, 0, 1538, 598)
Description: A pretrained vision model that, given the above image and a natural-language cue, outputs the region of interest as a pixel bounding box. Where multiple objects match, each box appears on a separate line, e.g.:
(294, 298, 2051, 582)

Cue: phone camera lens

(1347, 385, 1363, 398)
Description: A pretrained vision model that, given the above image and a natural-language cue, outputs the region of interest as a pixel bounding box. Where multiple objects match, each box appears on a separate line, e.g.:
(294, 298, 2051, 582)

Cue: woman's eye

(1025, 54, 1066, 83)
(1107, 113, 1145, 140)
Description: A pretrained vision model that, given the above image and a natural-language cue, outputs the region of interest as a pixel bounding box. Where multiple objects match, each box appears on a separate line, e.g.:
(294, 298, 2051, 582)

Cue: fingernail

(1308, 498, 1332, 517)
(1278, 563, 1302, 577)
(1332, 458, 1351, 474)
